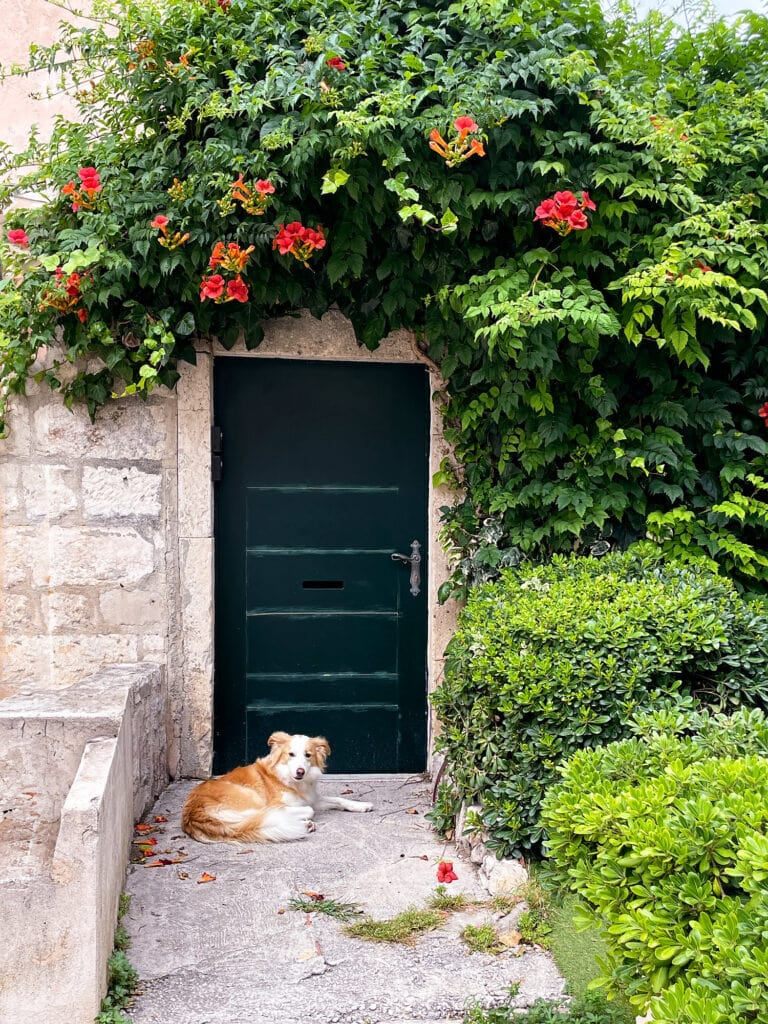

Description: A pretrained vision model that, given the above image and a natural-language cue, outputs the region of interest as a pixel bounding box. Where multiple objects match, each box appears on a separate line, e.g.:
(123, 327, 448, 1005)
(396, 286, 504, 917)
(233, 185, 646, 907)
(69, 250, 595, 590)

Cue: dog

(181, 731, 373, 843)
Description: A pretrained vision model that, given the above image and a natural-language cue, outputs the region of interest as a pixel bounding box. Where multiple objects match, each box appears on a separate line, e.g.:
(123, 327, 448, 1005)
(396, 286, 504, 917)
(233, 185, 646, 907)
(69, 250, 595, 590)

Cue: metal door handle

(391, 539, 422, 596)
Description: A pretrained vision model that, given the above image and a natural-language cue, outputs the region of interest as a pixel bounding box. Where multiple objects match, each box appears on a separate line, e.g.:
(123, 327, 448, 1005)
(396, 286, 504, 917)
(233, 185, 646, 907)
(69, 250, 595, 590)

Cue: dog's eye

(305, 751, 311, 758)
(288, 752, 295, 758)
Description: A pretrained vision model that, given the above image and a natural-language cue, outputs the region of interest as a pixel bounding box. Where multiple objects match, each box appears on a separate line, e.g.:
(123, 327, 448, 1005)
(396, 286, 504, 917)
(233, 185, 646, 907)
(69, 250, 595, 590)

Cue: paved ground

(123, 774, 565, 1024)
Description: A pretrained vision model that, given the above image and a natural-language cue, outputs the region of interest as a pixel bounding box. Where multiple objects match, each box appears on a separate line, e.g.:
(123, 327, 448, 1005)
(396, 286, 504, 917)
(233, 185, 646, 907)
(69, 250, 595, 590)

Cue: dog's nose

(295, 767, 305, 778)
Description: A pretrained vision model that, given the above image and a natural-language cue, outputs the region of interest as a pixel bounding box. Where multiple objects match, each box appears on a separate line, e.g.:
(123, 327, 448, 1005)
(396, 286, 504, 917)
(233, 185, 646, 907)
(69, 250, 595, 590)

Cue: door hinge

(211, 425, 223, 482)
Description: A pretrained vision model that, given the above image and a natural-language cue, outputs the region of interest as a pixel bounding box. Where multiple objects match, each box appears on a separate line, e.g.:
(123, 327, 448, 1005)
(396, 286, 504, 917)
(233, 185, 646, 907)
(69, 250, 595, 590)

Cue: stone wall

(0, 1, 84, 156)
(0, 382, 183, 764)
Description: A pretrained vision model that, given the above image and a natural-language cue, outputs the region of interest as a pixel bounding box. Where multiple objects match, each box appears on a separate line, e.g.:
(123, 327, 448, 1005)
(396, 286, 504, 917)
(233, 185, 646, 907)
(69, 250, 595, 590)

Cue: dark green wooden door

(213, 358, 429, 774)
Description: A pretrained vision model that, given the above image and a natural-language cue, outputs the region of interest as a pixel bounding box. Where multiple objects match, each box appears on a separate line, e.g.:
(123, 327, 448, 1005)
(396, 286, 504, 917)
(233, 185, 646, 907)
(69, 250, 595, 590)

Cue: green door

(213, 358, 429, 774)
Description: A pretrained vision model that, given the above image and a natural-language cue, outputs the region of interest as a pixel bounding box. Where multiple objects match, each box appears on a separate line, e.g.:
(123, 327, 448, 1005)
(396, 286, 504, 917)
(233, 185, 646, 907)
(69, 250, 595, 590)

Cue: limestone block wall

(0, 384, 183, 764)
(0, 1, 85, 156)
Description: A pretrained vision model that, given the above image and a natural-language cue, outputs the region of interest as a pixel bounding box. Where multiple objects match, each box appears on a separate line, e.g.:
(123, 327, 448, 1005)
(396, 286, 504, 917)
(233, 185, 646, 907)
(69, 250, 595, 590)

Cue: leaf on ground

(177, 871, 189, 879)
(341, 789, 354, 795)
(154, 815, 168, 823)
(406, 808, 419, 814)
(145, 857, 185, 867)
(277, 908, 285, 914)
(236, 849, 255, 854)
(499, 930, 522, 947)
(197, 872, 216, 883)
(301, 890, 325, 901)
(133, 837, 157, 846)
(135, 823, 154, 833)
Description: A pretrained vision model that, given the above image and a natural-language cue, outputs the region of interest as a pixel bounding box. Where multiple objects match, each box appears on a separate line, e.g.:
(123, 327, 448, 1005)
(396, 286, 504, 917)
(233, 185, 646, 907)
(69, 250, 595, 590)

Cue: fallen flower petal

(154, 815, 168, 823)
(135, 823, 154, 832)
(301, 890, 325, 900)
(197, 872, 217, 883)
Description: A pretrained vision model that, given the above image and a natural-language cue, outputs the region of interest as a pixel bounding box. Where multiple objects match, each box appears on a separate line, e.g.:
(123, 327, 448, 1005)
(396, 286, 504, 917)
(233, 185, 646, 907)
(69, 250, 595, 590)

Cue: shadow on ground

(123, 775, 564, 1024)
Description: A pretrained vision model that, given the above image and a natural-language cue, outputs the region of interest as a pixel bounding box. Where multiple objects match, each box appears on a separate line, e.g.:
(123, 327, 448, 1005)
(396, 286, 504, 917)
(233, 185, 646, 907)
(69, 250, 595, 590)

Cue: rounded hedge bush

(541, 706, 768, 1022)
(430, 551, 768, 856)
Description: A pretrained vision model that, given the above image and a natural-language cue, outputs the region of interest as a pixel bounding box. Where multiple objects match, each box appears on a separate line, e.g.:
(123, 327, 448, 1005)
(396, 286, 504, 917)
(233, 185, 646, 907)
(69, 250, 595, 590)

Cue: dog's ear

(267, 731, 291, 749)
(310, 736, 331, 766)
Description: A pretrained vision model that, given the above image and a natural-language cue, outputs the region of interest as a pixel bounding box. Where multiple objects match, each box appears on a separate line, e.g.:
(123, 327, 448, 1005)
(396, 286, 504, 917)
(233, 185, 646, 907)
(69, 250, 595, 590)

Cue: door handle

(391, 539, 422, 597)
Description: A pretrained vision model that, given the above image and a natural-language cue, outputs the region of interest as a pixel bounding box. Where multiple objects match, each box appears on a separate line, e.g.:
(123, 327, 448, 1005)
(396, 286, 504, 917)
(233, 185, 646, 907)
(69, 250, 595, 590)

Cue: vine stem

(529, 262, 546, 294)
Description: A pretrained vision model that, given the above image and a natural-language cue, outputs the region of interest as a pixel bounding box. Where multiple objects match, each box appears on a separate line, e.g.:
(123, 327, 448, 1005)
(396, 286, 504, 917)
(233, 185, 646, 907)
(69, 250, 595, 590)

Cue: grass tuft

(287, 895, 363, 920)
(345, 906, 444, 944)
(461, 922, 503, 954)
(490, 892, 521, 913)
(428, 884, 471, 911)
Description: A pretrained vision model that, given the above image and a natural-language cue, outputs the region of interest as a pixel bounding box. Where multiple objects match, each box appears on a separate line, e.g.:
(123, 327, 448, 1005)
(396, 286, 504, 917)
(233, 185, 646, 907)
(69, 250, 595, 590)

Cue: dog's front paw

(360, 802, 373, 812)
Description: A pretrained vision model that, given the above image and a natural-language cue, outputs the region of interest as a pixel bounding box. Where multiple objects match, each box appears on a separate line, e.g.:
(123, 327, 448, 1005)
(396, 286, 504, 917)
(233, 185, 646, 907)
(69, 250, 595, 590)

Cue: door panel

(246, 552, 396, 611)
(245, 613, 398, 673)
(213, 358, 429, 773)
(246, 487, 400, 548)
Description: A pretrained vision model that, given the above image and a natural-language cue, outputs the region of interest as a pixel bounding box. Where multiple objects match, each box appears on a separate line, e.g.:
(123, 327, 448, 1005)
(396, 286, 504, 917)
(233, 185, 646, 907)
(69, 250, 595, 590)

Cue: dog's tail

(182, 801, 313, 844)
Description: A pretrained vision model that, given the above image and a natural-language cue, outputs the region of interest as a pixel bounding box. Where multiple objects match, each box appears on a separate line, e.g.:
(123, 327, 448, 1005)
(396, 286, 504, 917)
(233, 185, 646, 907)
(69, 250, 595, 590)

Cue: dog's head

(267, 731, 331, 784)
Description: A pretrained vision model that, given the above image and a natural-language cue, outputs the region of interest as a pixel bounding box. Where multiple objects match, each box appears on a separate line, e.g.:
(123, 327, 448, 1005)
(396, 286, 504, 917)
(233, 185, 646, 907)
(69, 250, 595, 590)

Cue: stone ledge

(0, 663, 170, 1024)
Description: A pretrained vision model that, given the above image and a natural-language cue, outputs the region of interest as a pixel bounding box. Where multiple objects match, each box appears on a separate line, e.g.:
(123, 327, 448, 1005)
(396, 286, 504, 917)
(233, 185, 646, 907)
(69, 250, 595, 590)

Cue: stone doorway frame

(175, 312, 456, 777)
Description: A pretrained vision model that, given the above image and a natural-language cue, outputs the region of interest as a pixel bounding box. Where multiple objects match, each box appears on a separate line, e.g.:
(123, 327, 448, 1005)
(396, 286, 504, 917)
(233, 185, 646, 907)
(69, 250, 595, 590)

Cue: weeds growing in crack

(345, 906, 444, 944)
(95, 894, 139, 1024)
(287, 895, 363, 920)
(427, 884, 474, 911)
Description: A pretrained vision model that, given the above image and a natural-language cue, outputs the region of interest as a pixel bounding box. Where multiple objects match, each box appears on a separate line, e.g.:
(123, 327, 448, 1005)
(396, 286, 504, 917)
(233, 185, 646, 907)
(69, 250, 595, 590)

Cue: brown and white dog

(181, 732, 373, 844)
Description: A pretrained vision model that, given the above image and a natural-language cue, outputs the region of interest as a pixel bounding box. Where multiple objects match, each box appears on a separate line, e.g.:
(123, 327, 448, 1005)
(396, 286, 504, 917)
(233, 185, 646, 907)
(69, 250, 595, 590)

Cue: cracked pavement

(123, 775, 565, 1024)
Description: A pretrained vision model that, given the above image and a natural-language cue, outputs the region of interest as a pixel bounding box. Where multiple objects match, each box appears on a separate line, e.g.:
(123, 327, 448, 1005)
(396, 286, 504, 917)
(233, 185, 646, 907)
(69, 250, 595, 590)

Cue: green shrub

(430, 551, 768, 856)
(541, 706, 768, 1021)
(464, 993, 632, 1024)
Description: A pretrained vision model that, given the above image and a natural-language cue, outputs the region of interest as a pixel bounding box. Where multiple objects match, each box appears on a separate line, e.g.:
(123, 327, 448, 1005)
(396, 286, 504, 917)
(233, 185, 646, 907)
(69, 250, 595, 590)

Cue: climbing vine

(2, 0, 768, 585)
